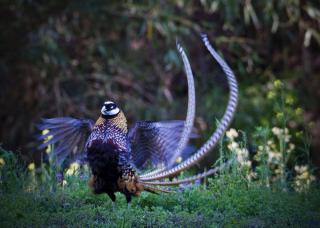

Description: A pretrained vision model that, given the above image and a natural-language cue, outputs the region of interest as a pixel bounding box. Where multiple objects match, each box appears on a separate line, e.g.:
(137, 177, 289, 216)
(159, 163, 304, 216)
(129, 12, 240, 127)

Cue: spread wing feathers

(37, 117, 94, 166)
(128, 120, 197, 169)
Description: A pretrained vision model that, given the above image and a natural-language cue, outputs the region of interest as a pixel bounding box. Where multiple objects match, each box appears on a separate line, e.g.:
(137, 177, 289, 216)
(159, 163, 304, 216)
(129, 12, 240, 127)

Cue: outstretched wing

(128, 120, 196, 169)
(37, 117, 94, 166)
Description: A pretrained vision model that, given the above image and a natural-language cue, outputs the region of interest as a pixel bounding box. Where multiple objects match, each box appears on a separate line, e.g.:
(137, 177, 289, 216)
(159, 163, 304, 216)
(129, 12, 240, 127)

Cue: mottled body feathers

(86, 111, 140, 202)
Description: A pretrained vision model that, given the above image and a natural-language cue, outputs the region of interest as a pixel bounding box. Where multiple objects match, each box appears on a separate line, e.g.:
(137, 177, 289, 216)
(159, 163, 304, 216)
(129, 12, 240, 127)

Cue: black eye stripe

(104, 103, 116, 111)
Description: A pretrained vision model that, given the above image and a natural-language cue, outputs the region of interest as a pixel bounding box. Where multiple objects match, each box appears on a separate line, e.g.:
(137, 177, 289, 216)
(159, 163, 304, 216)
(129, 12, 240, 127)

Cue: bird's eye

(105, 103, 116, 111)
(101, 101, 120, 117)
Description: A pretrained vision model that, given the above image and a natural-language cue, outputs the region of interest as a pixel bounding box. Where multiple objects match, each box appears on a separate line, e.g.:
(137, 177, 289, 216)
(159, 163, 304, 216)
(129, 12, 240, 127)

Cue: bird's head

(101, 101, 120, 119)
(98, 100, 128, 132)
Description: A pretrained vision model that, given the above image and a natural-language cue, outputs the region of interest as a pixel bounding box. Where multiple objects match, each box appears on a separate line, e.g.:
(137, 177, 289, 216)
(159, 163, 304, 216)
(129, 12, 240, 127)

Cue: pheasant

(37, 34, 238, 202)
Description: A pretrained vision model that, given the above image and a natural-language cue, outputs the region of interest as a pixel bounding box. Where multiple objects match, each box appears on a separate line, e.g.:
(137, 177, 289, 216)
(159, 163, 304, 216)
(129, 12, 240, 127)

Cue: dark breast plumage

(85, 114, 138, 202)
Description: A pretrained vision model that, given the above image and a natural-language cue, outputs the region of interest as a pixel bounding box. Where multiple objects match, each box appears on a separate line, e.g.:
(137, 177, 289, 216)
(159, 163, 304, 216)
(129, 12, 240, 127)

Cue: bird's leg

(107, 192, 116, 211)
(107, 192, 116, 202)
(125, 194, 132, 203)
(89, 174, 114, 197)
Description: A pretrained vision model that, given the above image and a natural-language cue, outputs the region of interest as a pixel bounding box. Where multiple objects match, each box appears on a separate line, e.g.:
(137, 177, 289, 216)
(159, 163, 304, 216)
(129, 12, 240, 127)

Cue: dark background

(0, 0, 319, 169)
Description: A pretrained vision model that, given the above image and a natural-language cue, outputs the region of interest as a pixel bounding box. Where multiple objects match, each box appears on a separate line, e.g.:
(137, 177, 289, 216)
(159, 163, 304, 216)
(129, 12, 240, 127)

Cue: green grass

(1, 170, 319, 228)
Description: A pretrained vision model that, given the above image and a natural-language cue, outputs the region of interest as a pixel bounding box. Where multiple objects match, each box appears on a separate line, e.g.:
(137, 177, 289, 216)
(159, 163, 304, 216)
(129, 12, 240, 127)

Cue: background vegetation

(1, 0, 320, 226)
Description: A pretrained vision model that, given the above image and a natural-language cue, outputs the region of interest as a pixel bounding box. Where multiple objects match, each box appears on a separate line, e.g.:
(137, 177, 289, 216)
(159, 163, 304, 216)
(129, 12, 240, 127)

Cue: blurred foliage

(0, 0, 319, 170)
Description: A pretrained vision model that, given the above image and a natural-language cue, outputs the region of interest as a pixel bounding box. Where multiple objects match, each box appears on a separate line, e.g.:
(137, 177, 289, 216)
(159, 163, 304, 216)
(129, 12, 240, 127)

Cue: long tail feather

(140, 34, 238, 181)
(142, 184, 174, 193)
(140, 160, 233, 186)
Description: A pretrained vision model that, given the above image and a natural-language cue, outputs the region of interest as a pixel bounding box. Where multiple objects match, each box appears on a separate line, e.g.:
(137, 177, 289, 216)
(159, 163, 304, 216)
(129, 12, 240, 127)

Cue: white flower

(295, 165, 307, 173)
(268, 151, 282, 163)
(284, 135, 291, 142)
(235, 148, 250, 167)
(267, 140, 273, 146)
(226, 128, 239, 140)
(272, 127, 282, 136)
(293, 165, 315, 192)
(288, 143, 295, 153)
(227, 141, 239, 151)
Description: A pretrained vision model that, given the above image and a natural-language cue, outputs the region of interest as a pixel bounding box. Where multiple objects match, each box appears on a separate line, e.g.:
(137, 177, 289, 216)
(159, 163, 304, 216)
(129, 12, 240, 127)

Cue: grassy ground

(1, 168, 320, 228)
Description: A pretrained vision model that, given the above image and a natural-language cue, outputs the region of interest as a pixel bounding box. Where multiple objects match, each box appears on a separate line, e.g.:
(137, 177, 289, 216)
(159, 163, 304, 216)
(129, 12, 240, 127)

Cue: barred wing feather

(128, 120, 196, 169)
(37, 117, 94, 166)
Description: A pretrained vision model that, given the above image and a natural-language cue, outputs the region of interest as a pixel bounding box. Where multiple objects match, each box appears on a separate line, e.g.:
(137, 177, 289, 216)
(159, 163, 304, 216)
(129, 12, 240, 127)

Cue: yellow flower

(42, 129, 53, 154)
(28, 163, 35, 171)
(42, 129, 49, 136)
(276, 112, 284, 120)
(66, 162, 80, 176)
(267, 91, 276, 99)
(285, 95, 294, 105)
(273, 80, 282, 88)
(301, 171, 309, 179)
(0, 158, 5, 167)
